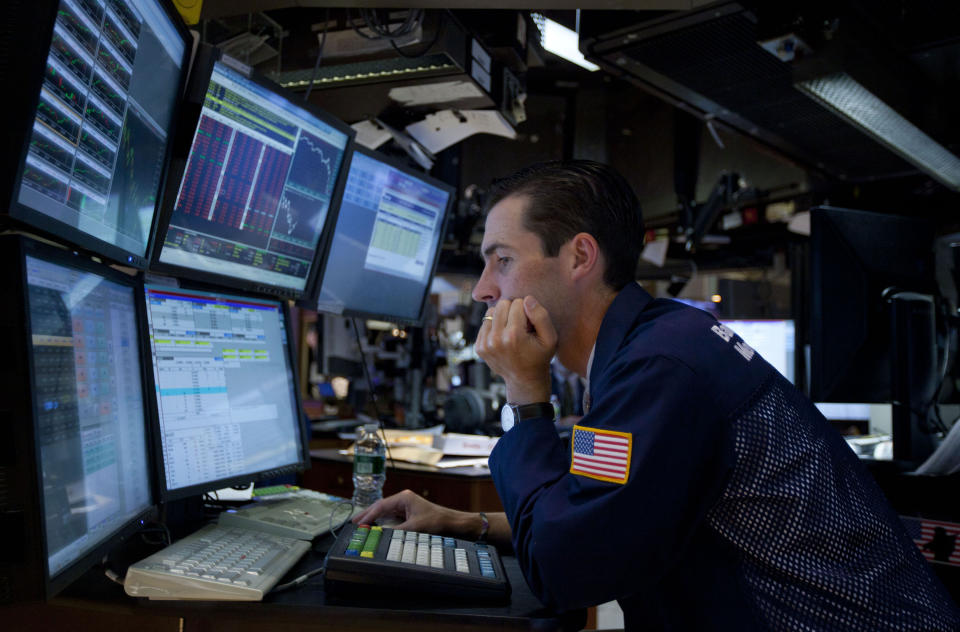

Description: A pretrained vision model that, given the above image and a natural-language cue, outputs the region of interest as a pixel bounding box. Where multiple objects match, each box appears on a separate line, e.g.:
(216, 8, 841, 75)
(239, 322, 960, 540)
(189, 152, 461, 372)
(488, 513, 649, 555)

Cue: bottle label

(354, 454, 385, 475)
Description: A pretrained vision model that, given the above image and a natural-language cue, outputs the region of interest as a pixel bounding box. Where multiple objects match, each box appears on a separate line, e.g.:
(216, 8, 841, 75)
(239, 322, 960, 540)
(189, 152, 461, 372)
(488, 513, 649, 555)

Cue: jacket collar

(588, 282, 654, 384)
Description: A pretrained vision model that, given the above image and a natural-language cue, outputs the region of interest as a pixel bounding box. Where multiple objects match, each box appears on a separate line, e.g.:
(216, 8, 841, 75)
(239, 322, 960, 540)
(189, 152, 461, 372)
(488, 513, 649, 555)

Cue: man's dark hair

(484, 160, 644, 290)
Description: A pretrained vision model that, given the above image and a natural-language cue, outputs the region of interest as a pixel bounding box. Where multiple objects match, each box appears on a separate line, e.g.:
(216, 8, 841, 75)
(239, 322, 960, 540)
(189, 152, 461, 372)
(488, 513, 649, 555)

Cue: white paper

(640, 238, 669, 267)
(788, 210, 811, 235)
(351, 119, 391, 150)
(405, 109, 516, 154)
(214, 483, 254, 501)
(434, 457, 489, 469)
(441, 433, 499, 456)
(389, 81, 486, 107)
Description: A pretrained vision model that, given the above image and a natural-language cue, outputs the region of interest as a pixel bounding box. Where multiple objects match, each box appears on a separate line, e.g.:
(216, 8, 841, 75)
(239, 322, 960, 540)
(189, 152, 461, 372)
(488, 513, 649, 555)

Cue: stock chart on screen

(17, 0, 186, 262)
(158, 61, 350, 292)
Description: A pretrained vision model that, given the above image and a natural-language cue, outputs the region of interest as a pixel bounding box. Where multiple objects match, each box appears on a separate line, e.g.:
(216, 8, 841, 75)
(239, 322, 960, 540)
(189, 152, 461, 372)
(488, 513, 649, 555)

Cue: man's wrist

(505, 379, 551, 405)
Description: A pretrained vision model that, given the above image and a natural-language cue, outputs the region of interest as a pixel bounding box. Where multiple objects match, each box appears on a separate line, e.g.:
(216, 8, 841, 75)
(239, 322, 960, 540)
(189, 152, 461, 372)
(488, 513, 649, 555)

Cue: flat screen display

(16, 0, 187, 264)
(720, 319, 795, 383)
(143, 285, 304, 495)
(25, 254, 152, 579)
(157, 61, 351, 293)
(316, 149, 452, 324)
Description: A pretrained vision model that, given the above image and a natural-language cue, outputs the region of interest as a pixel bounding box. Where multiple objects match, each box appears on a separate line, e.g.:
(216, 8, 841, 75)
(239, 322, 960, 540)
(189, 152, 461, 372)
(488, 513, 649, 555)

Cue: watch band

(511, 401, 556, 423)
(477, 511, 489, 542)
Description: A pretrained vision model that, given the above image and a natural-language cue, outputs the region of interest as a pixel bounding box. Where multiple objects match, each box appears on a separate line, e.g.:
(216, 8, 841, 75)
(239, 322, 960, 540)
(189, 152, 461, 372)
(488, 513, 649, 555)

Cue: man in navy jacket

(355, 161, 958, 629)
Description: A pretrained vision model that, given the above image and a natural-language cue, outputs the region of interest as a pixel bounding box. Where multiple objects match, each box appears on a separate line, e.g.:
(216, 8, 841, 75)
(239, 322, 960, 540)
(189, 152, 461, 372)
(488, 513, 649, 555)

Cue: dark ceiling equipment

(579, 2, 960, 188)
(274, 11, 529, 128)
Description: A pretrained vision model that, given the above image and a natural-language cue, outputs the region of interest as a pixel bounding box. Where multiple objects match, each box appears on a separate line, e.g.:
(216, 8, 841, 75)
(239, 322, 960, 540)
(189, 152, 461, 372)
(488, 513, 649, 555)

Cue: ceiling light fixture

(797, 72, 960, 190)
(533, 13, 598, 72)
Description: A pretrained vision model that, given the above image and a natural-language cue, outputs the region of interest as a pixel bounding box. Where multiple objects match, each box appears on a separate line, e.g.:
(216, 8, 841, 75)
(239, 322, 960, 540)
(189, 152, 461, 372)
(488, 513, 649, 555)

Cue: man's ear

(568, 232, 601, 281)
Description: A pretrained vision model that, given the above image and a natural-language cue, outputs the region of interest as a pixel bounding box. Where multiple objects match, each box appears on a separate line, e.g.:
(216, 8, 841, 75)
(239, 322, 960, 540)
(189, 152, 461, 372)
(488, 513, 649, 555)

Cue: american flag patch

(901, 516, 960, 567)
(570, 425, 631, 484)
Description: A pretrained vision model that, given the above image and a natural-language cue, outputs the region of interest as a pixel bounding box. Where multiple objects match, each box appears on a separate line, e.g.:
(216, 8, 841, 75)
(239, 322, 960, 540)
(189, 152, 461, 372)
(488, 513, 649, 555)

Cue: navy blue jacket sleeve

(489, 354, 733, 610)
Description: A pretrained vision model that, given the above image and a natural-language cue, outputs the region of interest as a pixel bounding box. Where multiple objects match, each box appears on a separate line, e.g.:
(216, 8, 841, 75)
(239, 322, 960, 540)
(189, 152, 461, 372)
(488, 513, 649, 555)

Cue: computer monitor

(720, 319, 795, 383)
(808, 206, 936, 403)
(1, 0, 191, 268)
(312, 146, 454, 325)
(152, 47, 355, 298)
(141, 284, 309, 500)
(0, 235, 155, 602)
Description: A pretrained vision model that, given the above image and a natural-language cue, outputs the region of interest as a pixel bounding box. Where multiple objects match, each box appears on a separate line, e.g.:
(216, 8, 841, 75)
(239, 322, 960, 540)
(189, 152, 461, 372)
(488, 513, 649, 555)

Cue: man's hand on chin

(475, 296, 557, 404)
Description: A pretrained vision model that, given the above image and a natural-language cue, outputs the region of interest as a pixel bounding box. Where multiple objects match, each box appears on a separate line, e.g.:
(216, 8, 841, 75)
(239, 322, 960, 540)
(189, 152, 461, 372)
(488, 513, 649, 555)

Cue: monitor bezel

(148, 46, 356, 301)
(808, 205, 936, 403)
(5, 234, 159, 600)
(1, 0, 193, 270)
(305, 145, 455, 327)
(138, 279, 311, 503)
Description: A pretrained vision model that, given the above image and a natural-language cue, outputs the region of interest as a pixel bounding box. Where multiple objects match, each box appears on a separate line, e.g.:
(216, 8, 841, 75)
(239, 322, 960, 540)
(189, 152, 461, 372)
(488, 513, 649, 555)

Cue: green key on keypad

(346, 526, 370, 556)
(360, 526, 382, 558)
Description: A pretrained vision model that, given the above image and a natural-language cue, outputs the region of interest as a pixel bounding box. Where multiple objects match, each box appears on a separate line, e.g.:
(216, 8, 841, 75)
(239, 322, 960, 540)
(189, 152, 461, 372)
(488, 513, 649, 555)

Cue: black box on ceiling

(277, 13, 499, 124)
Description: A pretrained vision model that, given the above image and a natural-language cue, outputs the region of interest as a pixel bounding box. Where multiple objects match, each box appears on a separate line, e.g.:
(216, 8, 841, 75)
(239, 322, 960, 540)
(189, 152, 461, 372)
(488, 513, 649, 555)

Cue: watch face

(501, 404, 516, 432)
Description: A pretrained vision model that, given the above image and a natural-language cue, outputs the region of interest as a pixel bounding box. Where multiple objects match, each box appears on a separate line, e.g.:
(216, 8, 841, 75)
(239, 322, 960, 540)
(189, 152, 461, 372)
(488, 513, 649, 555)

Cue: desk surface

(304, 449, 503, 512)
(8, 532, 582, 632)
(309, 448, 492, 479)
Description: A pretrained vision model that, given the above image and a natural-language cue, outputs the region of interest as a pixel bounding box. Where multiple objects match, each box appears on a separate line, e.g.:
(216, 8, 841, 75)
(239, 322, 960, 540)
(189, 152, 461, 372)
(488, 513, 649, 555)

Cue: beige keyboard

(124, 524, 310, 601)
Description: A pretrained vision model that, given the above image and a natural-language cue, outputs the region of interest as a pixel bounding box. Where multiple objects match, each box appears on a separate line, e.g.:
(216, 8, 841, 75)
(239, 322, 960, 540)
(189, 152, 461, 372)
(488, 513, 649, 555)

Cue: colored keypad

(351, 526, 498, 579)
(325, 524, 509, 601)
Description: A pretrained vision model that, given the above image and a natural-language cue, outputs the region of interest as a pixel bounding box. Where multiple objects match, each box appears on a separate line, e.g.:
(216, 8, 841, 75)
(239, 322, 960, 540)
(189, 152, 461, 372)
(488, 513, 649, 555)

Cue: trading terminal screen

(721, 318, 871, 422)
(157, 61, 350, 292)
(143, 286, 303, 493)
(316, 150, 451, 323)
(720, 319, 795, 383)
(25, 255, 152, 579)
(17, 0, 186, 260)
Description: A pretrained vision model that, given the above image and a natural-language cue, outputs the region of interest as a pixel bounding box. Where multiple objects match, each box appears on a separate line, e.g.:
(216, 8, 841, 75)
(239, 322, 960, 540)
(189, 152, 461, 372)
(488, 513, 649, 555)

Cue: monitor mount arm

(884, 289, 940, 463)
(682, 172, 742, 254)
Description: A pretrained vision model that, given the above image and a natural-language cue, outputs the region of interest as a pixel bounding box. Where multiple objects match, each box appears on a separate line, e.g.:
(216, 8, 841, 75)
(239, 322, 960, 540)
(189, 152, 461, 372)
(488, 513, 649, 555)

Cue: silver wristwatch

(501, 401, 556, 432)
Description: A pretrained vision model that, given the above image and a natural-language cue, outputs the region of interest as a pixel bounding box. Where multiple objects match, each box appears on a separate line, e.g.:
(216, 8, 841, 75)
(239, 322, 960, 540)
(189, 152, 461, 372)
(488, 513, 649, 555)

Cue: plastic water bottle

(352, 423, 386, 506)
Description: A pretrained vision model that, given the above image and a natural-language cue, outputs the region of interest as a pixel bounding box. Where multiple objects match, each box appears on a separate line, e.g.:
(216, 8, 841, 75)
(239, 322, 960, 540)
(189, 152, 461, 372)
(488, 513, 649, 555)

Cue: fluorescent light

(797, 72, 960, 190)
(534, 14, 599, 72)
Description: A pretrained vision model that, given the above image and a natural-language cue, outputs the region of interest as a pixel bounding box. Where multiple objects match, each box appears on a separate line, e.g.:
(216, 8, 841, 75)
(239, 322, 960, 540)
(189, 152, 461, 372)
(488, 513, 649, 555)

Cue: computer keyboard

(124, 524, 310, 601)
(217, 494, 360, 540)
(324, 523, 511, 601)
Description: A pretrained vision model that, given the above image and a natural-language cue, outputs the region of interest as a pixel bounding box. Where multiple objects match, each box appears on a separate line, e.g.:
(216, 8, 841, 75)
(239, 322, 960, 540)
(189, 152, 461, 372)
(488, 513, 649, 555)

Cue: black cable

(327, 499, 356, 540)
(390, 12, 444, 59)
(140, 522, 172, 547)
(362, 8, 421, 39)
(350, 316, 396, 470)
(348, 8, 422, 41)
(346, 8, 381, 40)
(303, 8, 330, 103)
(920, 306, 955, 435)
(272, 565, 325, 593)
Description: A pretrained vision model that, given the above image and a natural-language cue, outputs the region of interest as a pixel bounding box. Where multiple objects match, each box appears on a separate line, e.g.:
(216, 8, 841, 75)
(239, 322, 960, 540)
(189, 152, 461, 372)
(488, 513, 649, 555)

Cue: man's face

(472, 194, 567, 322)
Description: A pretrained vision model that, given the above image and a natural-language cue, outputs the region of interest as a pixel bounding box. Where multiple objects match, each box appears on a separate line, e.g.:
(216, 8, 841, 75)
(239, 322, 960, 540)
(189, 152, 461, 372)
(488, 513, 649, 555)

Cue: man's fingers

(476, 309, 493, 356)
(353, 494, 403, 524)
(477, 300, 511, 361)
(523, 295, 558, 348)
(353, 504, 379, 524)
(506, 297, 529, 338)
(492, 299, 510, 331)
